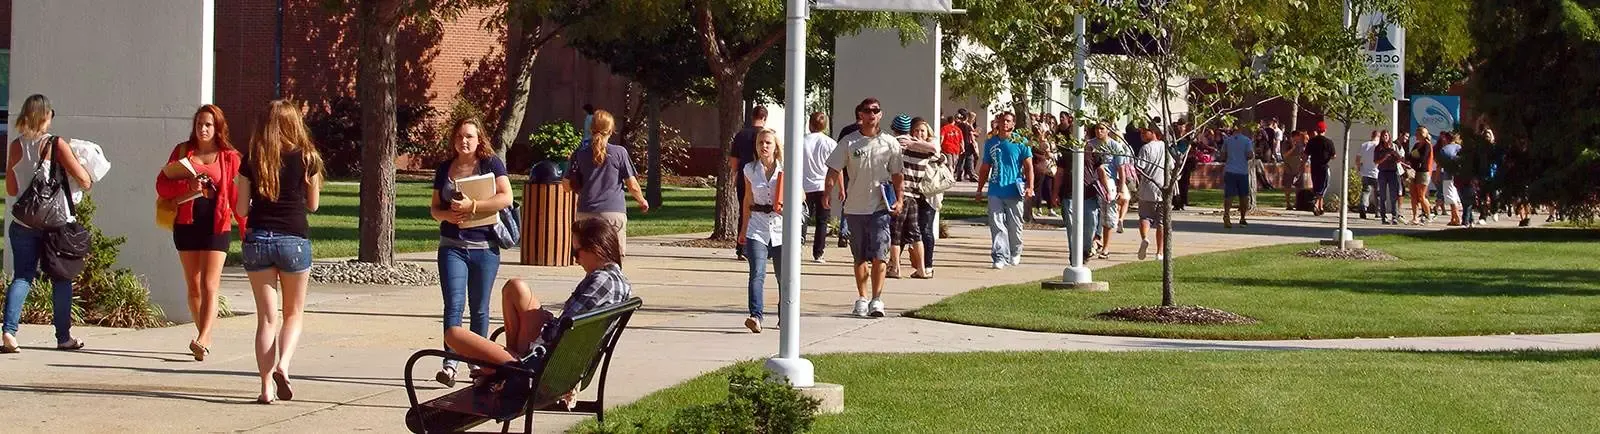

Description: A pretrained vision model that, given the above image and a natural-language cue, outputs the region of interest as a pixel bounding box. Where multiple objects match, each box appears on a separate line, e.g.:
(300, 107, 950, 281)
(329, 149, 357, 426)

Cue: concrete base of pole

(1319, 239, 1366, 249)
(795, 383, 846, 414)
(764, 357, 816, 388)
(1333, 229, 1354, 241)
(1043, 267, 1109, 291)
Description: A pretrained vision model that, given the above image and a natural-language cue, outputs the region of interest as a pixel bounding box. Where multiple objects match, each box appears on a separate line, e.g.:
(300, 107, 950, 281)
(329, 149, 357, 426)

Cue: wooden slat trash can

(522, 161, 576, 266)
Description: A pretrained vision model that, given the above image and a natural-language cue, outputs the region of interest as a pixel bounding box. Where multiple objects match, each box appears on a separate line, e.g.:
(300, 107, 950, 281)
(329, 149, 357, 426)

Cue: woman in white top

(3, 94, 95, 353)
(738, 129, 785, 333)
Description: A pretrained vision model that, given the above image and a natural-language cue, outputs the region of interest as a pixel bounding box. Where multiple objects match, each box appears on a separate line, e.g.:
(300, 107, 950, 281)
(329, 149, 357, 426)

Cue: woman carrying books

(156, 104, 245, 362)
(429, 117, 514, 387)
(565, 109, 649, 254)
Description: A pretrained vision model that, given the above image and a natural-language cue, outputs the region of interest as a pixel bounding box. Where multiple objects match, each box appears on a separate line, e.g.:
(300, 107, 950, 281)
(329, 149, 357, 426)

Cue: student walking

(566, 109, 650, 254)
(1375, 132, 1404, 225)
(156, 104, 244, 361)
(429, 118, 515, 386)
(1086, 124, 1122, 258)
(976, 112, 1034, 270)
(1134, 129, 1169, 261)
(236, 99, 324, 404)
(740, 129, 785, 333)
(1407, 127, 1437, 225)
(887, 116, 940, 279)
(3, 94, 96, 353)
(1221, 126, 1255, 227)
(1304, 122, 1338, 215)
(728, 106, 769, 261)
(801, 112, 838, 263)
(826, 98, 903, 318)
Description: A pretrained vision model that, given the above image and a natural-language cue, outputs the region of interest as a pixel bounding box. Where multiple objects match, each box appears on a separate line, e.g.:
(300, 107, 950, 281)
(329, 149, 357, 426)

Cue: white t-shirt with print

(827, 131, 902, 216)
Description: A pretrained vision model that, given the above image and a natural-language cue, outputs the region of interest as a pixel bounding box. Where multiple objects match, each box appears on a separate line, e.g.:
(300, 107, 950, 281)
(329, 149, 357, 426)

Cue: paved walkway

(2, 189, 1594, 432)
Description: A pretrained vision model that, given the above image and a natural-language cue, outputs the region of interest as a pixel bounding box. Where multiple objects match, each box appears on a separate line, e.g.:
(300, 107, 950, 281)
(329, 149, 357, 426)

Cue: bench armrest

(402, 349, 540, 408)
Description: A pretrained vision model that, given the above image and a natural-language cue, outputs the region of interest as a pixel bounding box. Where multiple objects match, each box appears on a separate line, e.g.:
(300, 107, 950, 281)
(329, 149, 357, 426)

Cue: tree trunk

(1011, 76, 1032, 130)
(710, 82, 744, 241)
(357, 0, 399, 266)
(646, 92, 663, 207)
(495, 13, 543, 160)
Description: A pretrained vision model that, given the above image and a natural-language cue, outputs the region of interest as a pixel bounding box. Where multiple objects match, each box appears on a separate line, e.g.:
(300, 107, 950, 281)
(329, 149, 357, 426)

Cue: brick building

(3, 1, 727, 174)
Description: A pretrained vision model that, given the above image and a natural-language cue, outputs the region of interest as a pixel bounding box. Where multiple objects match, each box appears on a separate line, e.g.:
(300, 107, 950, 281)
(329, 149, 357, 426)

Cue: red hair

(190, 104, 236, 150)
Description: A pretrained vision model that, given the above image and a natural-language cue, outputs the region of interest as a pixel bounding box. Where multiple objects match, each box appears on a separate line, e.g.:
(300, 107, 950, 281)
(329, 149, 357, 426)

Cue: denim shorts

(242, 230, 313, 273)
(1223, 172, 1251, 198)
(844, 212, 891, 265)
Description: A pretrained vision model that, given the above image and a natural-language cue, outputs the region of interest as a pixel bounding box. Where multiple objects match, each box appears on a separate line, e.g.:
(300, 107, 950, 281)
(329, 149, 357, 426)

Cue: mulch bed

(1297, 247, 1399, 261)
(662, 239, 740, 249)
(1094, 305, 1259, 325)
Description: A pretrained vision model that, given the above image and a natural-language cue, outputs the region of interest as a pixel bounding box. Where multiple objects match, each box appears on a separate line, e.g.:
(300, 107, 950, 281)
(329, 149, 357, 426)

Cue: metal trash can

(521, 160, 576, 266)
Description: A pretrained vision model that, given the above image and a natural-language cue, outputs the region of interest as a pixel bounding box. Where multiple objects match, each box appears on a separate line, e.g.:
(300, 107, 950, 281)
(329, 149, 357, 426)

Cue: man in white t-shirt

(826, 97, 903, 318)
(1134, 128, 1169, 261)
(1355, 130, 1381, 219)
(801, 112, 838, 263)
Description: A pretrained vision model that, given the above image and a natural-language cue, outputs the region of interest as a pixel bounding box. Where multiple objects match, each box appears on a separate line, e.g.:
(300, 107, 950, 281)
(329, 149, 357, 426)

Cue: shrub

(303, 97, 439, 177)
(527, 121, 583, 162)
(5, 197, 169, 329)
(625, 122, 693, 178)
(573, 367, 821, 434)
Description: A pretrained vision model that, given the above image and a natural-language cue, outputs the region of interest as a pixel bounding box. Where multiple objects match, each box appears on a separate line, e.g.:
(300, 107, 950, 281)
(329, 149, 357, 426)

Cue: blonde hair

(14, 94, 53, 137)
(756, 128, 783, 165)
(589, 109, 615, 166)
(250, 99, 324, 201)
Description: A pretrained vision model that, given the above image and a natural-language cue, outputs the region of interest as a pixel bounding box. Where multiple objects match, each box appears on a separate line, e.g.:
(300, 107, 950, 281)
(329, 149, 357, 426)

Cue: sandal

(1, 333, 18, 354)
(189, 340, 210, 362)
(909, 271, 932, 279)
(436, 365, 458, 387)
(273, 371, 294, 401)
(56, 338, 85, 351)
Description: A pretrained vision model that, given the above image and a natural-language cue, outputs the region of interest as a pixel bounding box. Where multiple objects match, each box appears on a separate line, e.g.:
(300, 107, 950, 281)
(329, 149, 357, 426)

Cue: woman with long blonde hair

(738, 128, 785, 332)
(3, 94, 95, 353)
(235, 99, 324, 404)
(156, 104, 245, 361)
(429, 117, 513, 386)
(564, 109, 649, 253)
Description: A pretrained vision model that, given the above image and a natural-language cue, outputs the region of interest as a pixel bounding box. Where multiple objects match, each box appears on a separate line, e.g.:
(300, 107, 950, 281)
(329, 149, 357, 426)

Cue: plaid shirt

(541, 263, 633, 344)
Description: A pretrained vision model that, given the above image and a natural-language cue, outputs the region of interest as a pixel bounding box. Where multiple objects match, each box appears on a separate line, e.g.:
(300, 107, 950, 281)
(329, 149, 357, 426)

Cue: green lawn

(910, 228, 1600, 340)
(581, 350, 1600, 433)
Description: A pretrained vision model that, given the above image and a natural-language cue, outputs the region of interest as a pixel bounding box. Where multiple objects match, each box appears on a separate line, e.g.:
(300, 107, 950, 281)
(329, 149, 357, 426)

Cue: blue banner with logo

(1409, 95, 1460, 140)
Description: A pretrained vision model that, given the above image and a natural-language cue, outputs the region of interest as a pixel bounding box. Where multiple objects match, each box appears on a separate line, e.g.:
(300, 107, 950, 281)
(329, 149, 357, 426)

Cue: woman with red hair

(156, 104, 245, 361)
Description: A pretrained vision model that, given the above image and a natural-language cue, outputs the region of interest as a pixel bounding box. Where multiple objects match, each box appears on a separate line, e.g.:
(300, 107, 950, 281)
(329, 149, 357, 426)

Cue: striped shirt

(896, 136, 941, 200)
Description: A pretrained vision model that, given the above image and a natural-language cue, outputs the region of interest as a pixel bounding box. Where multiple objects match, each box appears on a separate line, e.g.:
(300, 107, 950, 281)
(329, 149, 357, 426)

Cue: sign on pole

(1409, 95, 1460, 141)
(1359, 11, 1405, 99)
(814, 0, 952, 12)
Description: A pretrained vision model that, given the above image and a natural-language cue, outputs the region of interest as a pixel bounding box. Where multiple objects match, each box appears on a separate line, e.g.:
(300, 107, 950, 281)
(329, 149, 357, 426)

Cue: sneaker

(852, 298, 870, 317)
(744, 317, 762, 333)
(1492, 215, 1501, 223)
(868, 299, 886, 318)
(812, 257, 827, 264)
(1116, 222, 1125, 234)
(1155, 254, 1164, 261)
(1010, 255, 1022, 266)
(991, 261, 1008, 270)
(1138, 239, 1150, 260)
(1476, 218, 1486, 226)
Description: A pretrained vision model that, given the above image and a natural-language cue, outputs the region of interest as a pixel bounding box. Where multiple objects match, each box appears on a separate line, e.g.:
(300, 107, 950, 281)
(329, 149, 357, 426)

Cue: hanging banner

(814, 0, 953, 12)
(1359, 11, 1405, 99)
(1409, 95, 1460, 140)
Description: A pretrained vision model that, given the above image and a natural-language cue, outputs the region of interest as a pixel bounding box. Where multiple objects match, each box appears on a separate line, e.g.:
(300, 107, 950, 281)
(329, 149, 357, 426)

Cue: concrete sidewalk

(1, 200, 1591, 433)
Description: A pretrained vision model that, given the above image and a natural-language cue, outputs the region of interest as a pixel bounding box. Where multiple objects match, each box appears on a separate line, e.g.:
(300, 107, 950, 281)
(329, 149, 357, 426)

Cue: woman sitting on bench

(443, 217, 633, 380)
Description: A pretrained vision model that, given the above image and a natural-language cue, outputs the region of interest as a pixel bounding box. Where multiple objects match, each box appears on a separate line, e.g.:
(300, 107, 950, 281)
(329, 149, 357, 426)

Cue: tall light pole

(1044, 9, 1105, 292)
(765, 0, 815, 388)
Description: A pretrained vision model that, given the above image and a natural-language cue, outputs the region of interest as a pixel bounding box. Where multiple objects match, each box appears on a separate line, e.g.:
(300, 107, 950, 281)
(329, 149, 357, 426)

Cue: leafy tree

(1459, 0, 1600, 220)
(941, 0, 1078, 123)
(1080, 0, 1396, 307)
(445, 0, 593, 158)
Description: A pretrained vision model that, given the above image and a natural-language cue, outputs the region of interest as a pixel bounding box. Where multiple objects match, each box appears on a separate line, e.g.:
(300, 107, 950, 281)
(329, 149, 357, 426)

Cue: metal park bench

(403, 297, 643, 433)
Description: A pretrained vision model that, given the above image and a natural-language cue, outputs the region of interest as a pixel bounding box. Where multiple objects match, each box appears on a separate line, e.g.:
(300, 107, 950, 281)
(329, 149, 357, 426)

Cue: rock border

(310, 260, 439, 286)
(1094, 305, 1259, 325)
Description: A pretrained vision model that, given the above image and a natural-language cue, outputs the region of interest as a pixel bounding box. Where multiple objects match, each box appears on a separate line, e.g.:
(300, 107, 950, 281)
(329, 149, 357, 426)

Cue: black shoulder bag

(12, 136, 73, 230)
(42, 139, 92, 281)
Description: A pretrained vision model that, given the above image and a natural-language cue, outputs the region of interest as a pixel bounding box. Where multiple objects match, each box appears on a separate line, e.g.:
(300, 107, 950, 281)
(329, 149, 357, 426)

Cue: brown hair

(808, 112, 828, 133)
(453, 117, 494, 160)
(573, 217, 624, 265)
(190, 104, 236, 151)
(14, 94, 53, 137)
(589, 109, 615, 166)
(249, 99, 324, 201)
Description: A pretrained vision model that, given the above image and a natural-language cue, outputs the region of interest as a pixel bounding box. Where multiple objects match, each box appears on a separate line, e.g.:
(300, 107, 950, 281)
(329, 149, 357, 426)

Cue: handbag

(43, 158, 91, 281)
(12, 136, 73, 230)
(920, 157, 956, 195)
(494, 201, 521, 250)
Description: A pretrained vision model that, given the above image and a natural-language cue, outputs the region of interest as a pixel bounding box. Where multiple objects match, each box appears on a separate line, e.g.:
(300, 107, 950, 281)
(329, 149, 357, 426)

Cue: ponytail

(590, 109, 615, 166)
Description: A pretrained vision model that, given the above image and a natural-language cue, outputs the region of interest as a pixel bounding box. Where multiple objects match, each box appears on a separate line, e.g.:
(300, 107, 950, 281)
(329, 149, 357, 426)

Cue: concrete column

(833, 21, 941, 131)
(8, 0, 215, 322)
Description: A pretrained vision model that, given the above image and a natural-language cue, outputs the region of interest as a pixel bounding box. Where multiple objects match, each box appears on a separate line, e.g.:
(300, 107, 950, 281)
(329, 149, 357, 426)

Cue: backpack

(494, 201, 521, 250)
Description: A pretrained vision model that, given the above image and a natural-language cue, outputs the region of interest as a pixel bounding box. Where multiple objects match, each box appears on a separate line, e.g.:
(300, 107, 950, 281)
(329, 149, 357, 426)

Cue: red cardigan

(155, 143, 246, 235)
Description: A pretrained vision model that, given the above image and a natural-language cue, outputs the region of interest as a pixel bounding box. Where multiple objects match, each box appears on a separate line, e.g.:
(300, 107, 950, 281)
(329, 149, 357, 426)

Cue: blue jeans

(916, 198, 935, 268)
(3, 223, 75, 343)
(1378, 170, 1402, 220)
(987, 197, 1025, 263)
(438, 246, 499, 368)
(1062, 198, 1101, 261)
(241, 230, 313, 273)
(744, 239, 783, 320)
(1460, 184, 1477, 224)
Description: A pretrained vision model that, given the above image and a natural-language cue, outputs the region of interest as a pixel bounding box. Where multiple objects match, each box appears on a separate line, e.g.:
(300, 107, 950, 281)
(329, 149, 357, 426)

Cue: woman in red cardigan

(156, 104, 245, 362)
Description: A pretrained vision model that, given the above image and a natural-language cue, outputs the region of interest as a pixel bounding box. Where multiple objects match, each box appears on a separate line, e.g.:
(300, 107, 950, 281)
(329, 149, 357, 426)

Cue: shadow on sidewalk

(0, 383, 413, 409)
(47, 363, 431, 390)
(64, 348, 196, 363)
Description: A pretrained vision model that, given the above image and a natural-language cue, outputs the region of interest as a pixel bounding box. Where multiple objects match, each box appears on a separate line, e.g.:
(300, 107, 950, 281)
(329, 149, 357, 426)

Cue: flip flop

(0, 345, 17, 354)
(56, 338, 85, 351)
(273, 371, 294, 401)
(189, 340, 210, 362)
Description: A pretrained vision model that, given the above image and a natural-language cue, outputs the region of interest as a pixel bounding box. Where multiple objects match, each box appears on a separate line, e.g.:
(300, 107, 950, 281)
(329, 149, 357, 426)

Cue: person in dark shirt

(1302, 121, 1337, 215)
(1373, 130, 1403, 224)
(727, 105, 768, 260)
(236, 99, 325, 404)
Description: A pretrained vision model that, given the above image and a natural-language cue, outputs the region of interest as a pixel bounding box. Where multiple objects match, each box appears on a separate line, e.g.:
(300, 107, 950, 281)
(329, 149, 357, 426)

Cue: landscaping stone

(664, 238, 740, 249)
(1297, 247, 1398, 261)
(1094, 305, 1259, 325)
(310, 260, 439, 286)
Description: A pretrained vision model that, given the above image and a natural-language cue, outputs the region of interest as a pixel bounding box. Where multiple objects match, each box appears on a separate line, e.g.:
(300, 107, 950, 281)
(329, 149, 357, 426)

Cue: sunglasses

(859, 107, 882, 114)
